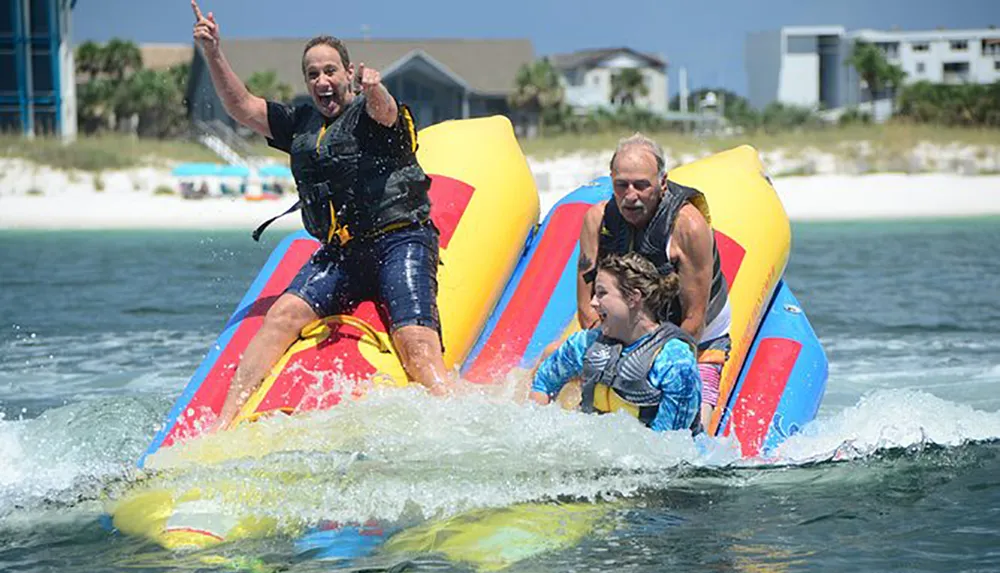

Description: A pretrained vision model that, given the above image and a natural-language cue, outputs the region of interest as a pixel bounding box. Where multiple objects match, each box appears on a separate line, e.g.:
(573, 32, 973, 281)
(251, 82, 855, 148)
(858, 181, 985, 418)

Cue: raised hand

(191, 0, 220, 53)
(356, 62, 383, 94)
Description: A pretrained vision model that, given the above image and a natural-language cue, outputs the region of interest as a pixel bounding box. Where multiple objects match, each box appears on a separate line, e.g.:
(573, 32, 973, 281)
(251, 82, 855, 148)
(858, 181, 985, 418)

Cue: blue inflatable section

(295, 524, 395, 562)
(137, 232, 306, 468)
(462, 180, 612, 373)
(716, 280, 829, 454)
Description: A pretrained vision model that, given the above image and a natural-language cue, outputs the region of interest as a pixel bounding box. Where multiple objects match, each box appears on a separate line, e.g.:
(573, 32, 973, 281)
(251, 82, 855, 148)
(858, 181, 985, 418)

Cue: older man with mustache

(576, 134, 732, 430)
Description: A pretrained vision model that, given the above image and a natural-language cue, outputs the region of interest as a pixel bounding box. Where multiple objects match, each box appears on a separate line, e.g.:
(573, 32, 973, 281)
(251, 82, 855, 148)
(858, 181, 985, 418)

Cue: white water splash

(0, 398, 164, 518)
(773, 388, 1000, 464)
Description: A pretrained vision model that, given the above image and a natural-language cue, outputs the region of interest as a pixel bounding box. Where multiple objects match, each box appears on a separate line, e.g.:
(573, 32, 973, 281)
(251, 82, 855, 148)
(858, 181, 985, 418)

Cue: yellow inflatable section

(382, 502, 614, 572)
(419, 116, 540, 368)
(667, 145, 790, 434)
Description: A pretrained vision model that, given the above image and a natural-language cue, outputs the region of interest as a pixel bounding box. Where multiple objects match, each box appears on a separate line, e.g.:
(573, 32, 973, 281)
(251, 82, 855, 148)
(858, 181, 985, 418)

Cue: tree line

(507, 44, 1000, 134)
(74, 38, 998, 141)
(75, 38, 292, 138)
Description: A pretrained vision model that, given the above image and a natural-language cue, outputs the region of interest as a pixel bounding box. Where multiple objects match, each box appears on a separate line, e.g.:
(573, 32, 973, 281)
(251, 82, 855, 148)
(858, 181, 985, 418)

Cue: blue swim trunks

(285, 222, 441, 334)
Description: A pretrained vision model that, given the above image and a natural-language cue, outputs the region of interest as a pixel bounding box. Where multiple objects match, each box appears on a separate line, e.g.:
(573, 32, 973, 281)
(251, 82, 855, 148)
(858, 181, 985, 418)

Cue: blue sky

(73, 0, 999, 96)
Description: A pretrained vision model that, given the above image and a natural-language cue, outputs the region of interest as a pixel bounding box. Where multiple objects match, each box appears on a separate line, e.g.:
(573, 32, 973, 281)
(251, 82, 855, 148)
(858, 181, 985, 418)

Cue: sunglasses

(613, 179, 655, 192)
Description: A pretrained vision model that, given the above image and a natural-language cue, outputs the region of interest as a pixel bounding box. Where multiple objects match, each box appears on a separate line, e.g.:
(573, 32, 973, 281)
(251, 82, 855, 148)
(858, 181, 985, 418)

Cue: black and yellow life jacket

(580, 323, 696, 426)
(254, 96, 431, 245)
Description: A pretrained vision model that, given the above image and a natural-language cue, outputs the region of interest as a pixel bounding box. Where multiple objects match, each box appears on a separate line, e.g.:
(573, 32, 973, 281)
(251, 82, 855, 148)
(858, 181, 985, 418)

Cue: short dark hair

(301, 35, 351, 75)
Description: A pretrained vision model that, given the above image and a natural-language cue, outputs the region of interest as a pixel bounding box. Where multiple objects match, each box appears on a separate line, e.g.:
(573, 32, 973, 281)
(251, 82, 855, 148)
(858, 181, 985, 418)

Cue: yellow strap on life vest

(688, 192, 712, 226)
(399, 105, 418, 153)
(591, 383, 641, 419)
(314, 123, 354, 246)
(316, 122, 328, 151)
(326, 200, 352, 246)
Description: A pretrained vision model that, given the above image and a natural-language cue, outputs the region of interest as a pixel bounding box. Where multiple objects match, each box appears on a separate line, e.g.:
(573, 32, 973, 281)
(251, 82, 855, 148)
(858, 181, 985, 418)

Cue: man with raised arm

(191, 1, 450, 429)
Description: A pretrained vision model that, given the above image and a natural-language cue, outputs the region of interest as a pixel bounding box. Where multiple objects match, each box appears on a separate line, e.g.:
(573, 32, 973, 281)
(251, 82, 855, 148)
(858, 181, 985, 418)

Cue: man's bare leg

(391, 324, 449, 396)
(216, 293, 319, 428)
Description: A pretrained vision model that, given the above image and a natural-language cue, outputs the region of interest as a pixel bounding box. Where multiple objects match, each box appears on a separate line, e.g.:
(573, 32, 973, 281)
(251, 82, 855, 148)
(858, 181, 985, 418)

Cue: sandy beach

(2, 156, 999, 230)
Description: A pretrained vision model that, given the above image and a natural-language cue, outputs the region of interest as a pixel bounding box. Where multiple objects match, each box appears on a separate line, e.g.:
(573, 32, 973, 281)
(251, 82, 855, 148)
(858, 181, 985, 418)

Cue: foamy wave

(773, 389, 1000, 464)
(137, 382, 703, 526)
(0, 398, 167, 517)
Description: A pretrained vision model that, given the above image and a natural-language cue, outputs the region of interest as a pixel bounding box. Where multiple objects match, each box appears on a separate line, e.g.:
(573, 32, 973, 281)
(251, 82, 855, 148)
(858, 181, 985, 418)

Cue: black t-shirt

(264, 98, 417, 159)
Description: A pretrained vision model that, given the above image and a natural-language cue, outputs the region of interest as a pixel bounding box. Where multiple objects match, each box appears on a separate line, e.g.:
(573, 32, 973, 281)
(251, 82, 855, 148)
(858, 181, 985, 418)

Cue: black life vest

(254, 97, 431, 244)
(596, 180, 729, 327)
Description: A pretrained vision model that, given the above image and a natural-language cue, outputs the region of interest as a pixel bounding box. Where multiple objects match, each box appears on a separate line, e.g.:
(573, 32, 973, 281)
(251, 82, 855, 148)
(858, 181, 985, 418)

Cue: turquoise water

(1, 219, 999, 572)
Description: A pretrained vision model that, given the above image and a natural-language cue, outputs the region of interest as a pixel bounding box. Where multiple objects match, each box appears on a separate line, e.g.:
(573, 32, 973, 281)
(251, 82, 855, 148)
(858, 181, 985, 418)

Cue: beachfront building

(548, 47, 669, 115)
(1, 0, 77, 140)
(186, 38, 534, 132)
(746, 26, 1000, 113)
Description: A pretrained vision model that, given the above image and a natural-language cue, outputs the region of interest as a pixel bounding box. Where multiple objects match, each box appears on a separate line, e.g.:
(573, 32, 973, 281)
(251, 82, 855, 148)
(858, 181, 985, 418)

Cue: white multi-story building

(746, 26, 1000, 111)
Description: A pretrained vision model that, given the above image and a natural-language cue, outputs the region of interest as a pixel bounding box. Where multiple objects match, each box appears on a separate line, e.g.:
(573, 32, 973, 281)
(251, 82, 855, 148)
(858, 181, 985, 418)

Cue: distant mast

(679, 67, 689, 113)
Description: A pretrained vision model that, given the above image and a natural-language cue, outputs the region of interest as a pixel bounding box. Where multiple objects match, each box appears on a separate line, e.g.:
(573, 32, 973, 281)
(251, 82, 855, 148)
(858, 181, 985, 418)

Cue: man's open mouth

(317, 89, 335, 106)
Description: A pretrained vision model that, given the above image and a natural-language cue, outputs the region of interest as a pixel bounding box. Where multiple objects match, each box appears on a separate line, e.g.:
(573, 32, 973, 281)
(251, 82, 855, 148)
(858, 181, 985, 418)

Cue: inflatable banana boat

(109, 116, 828, 562)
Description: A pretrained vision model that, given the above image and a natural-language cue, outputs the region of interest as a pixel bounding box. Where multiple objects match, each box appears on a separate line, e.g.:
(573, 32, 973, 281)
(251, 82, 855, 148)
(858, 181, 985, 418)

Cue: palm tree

(245, 70, 293, 103)
(76, 41, 105, 81)
(119, 68, 187, 138)
(848, 42, 906, 103)
(102, 38, 143, 82)
(77, 78, 115, 133)
(508, 58, 564, 135)
(509, 58, 563, 109)
(610, 68, 648, 107)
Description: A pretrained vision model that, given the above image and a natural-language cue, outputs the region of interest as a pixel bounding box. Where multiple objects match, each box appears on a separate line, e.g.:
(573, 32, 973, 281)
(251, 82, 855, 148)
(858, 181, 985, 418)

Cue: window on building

(943, 61, 971, 84)
(916, 62, 925, 74)
(984, 39, 1000, 56)
(876, 42, 900, 58)
(995, 60, 1000, 71)
(950, 40, 968, 51)
(787, 35, 818, 54)
(912, 42, 929, 52)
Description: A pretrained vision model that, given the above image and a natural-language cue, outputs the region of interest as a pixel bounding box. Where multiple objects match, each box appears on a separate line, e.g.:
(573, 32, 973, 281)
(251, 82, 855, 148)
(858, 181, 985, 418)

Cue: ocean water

(1, 218, 999, 572)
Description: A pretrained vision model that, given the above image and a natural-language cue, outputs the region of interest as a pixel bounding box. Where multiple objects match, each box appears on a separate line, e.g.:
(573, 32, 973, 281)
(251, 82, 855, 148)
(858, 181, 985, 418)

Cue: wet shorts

(285, 221, 441, 334)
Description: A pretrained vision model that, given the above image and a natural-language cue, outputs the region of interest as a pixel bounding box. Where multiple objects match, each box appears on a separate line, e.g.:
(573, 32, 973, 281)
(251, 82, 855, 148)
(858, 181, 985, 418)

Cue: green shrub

(897, 81, 1000, 127)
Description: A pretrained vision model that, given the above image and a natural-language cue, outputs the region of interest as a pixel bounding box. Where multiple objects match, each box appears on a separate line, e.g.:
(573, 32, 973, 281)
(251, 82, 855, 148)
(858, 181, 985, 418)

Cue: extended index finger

(191, 0, 204, 21)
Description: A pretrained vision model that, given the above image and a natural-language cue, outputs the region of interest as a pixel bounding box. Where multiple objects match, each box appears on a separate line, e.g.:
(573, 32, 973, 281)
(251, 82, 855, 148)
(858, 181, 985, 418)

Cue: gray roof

(212, 37, 534, 96)
(548, 47, 667, 71)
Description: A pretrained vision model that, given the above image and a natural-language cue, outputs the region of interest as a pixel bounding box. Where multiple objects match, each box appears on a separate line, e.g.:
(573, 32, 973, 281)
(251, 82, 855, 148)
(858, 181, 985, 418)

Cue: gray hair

(609, 132, 666, 179)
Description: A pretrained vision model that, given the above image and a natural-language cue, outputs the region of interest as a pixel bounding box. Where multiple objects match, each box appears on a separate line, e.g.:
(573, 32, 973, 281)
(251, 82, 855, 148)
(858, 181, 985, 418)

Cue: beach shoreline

(2, 156, 1000, 230)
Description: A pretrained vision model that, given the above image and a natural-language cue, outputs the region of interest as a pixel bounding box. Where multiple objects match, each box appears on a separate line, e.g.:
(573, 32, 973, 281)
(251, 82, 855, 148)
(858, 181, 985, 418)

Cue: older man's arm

(575, 202, 606, 330)
(670, 203, 714, 341)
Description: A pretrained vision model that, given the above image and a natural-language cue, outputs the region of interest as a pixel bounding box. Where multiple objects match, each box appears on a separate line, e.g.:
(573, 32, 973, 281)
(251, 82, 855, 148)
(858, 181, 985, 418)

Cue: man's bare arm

(192, 1, 271, 138)
(671, 203, 714, 341)
(576, 202, 605, 329)
(357, 62, 398, 127)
